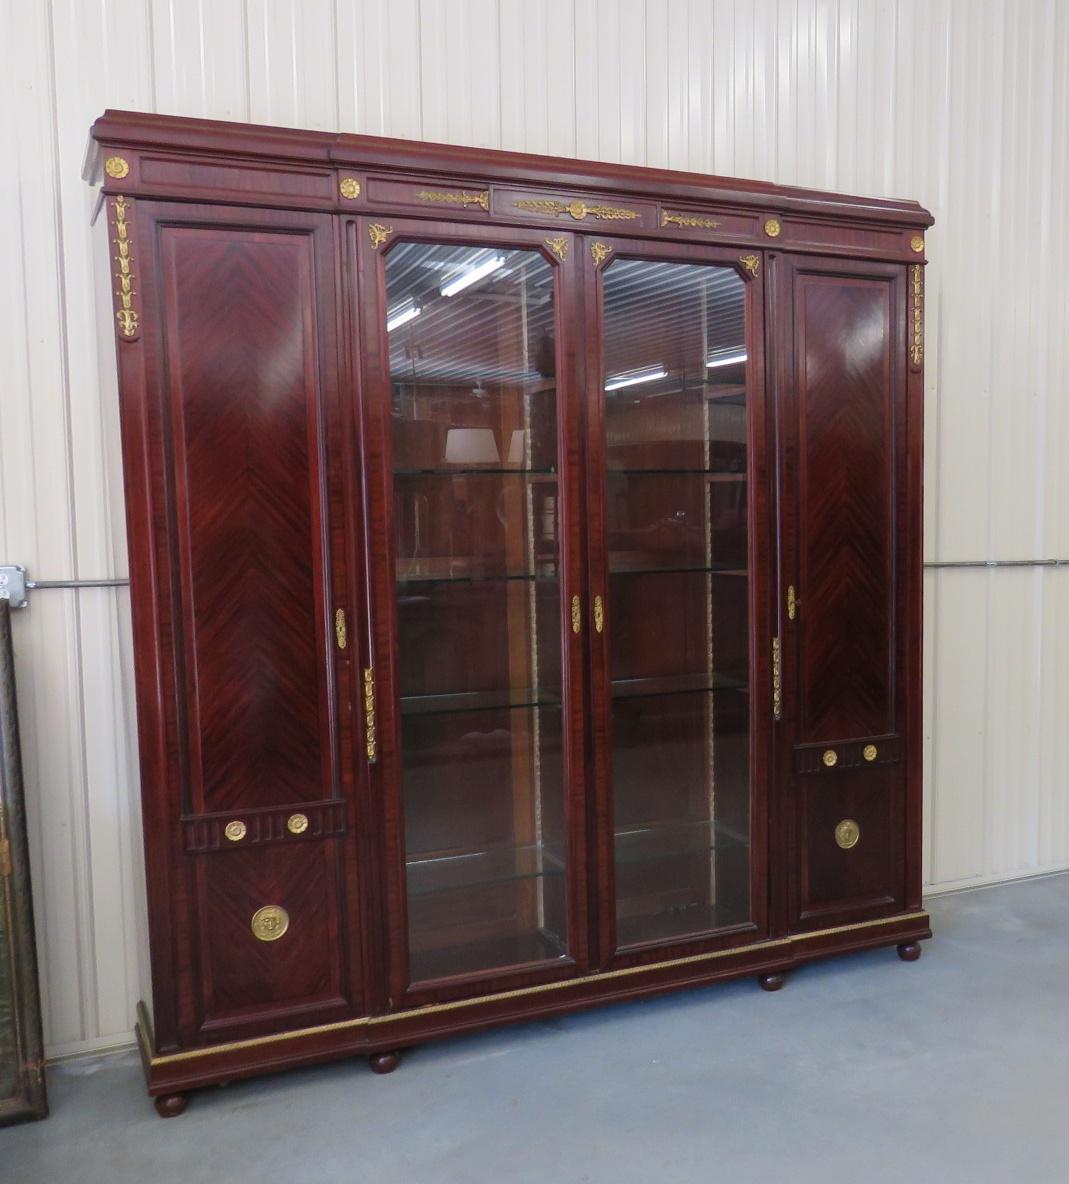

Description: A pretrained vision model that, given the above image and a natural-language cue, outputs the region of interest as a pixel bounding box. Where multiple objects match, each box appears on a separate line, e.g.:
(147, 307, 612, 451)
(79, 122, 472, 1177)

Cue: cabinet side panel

(796, 274, 895, 742)
(159, 227, 334, 813)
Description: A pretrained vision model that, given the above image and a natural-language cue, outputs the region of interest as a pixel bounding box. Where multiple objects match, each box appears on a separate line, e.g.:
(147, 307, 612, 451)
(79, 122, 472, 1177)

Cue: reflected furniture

(87, 110, 932, 1115)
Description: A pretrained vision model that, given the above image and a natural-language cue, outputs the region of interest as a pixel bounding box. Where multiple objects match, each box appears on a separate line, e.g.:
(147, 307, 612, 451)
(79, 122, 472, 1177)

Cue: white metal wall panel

(2, 0, 1067, 1057)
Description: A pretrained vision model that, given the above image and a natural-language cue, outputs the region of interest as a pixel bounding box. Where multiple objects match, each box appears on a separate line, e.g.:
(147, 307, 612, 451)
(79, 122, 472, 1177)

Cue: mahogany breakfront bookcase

(87, 110, 932, 1116)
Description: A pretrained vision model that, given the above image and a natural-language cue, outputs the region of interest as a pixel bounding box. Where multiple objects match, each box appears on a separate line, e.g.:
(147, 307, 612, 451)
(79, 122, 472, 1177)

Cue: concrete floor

(4, 874, 1069, 1184)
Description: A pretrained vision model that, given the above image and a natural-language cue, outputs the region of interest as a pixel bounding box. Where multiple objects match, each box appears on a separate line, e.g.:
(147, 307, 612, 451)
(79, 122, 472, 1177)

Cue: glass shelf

(611, 673, 747, 700)
(608, 561, 747, 577)
(408, 931, 568, 984)
(397, 565, 559, 585)
(615, 902, 750, 949)
(606, 468, 746, 478)
(407, 841, 566, 897)
(394, 467, 558, 477)
(400, 687, 562, 717)
(614, 818, 749, 866)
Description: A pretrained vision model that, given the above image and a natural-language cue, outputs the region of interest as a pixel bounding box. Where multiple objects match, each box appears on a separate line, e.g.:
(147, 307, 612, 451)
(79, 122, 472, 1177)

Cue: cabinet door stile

(584, 236, 770, 968)
(358, 217, 591, 1005)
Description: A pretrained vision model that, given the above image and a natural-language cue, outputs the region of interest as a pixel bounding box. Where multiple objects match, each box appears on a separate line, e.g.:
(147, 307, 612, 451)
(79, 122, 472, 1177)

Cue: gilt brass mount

(250, 905, 289, 942)
(835, 819, 861, 850)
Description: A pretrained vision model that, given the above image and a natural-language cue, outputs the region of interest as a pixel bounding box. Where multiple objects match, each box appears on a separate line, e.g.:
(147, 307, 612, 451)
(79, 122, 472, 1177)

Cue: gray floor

(5, 874, 1069, 1184)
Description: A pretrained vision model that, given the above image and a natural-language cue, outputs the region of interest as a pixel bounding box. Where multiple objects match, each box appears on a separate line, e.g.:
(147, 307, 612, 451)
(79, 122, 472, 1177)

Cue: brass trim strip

(514, 198, 639, 221)
(139, 912, 928, 1067)
(416, 188, 489, 211)
(661, 210, 721, 230)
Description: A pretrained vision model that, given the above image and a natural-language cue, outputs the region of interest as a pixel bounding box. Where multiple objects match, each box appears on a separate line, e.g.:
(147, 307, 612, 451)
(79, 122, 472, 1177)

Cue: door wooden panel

(796, 272, 896, 743)
(159, 225, 334, 814)
(798, 768, 901, 922)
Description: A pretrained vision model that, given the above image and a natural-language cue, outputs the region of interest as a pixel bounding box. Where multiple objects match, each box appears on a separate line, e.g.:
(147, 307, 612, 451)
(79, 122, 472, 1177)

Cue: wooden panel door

(354, 218, 589, 1006)
(583, 238, 772, 969)
(122, 202, 367, 1048)
(774, 255, 912, 931)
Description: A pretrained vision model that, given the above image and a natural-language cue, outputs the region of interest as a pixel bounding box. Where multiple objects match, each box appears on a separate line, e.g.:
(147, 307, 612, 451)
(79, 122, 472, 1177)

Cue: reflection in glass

(386, 242, 569, 983)
(601, 258, 752, 947)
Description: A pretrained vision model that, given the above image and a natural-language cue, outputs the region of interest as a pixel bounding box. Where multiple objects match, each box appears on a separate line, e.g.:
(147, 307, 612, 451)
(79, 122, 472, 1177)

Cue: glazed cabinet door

(583, 239, 771, 967)
(773, 256, 913, 931)
(354, 220, 588, 1004)
(117, 201, 367, 1048)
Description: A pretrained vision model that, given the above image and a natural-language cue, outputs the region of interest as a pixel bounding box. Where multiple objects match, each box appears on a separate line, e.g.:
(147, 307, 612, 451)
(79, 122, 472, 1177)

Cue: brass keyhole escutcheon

(571, 595, 581, 634)
(251, 905, 290, 943)
(822, 749, 838, 768)
(224, 820, 246, 842)
(594, 595, 604, 634)
(835, 819, 861, 850)
(287, 813, 309, 836)
(863, 744, 878, 762)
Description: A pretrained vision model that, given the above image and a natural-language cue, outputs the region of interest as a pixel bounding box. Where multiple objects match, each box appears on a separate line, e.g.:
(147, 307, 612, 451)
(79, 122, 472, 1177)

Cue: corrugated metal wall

(2, 0, 1067, 1058)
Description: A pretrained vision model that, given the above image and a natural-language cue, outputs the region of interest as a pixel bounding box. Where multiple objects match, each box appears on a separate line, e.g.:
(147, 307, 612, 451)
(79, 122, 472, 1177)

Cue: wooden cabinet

(88, 110, 932, 1115)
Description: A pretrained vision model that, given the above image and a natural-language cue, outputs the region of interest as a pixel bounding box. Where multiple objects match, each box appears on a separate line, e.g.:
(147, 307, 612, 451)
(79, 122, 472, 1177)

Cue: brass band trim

(138, 911, 929, 1067)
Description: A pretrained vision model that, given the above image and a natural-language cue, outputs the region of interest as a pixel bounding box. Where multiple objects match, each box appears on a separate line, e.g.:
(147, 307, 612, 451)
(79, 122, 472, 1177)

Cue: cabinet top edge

(88, 109, 934, 229)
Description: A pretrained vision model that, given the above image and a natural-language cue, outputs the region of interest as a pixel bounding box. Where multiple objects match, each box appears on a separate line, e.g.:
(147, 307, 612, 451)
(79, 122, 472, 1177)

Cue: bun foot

(897, 941, 922, 962)
(370, 1050, 401, 1075)
(758, 972, 786, 992)
(154, 1093, 188, 1118)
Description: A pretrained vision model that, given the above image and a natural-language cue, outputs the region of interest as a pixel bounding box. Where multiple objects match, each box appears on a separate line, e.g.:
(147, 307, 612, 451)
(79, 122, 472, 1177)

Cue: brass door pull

(593, 595, 604, 634)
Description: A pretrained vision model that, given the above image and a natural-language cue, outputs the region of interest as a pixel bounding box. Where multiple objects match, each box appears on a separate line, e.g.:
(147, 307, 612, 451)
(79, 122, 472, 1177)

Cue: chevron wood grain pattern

(796, 765, 903, 926)
(796, 274, 895, 742)
(196, 842, 347, 1027)
(161, 227, 333, 813)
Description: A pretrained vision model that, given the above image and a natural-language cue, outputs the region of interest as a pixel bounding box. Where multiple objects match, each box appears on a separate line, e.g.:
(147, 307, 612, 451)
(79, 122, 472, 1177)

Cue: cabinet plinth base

(153, 1093, 188, 1119)
(757, 972, 786, 992)
(896, 941, 922, 962)
(369, 1051, 401, 1075)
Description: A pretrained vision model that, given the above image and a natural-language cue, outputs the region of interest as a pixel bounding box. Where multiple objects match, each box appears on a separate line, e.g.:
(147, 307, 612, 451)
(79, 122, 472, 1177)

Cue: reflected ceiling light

(440, 254, 506, 297)
(604, 364, 668, 391)
(706, 349, 748, 370)
(386, 297, 421, 331)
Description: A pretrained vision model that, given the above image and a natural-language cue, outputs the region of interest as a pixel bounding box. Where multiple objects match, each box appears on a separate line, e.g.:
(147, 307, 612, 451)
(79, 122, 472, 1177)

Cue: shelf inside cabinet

(614, 818, 749, 866)
(614, 902, 750, 949)
(606, 468, 746, 478)
(408, 930, 568, 984)
(396, 564, 559, 585)
(406, 841, 566, 897)
(400, 687, 563, 717)
(394, 467, 558, 477)
(608, 560, 747, 577)
(610, 673, 747, 701)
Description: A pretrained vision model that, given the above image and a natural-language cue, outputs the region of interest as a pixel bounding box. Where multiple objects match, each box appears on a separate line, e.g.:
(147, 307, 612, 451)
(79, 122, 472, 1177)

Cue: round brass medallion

(835, 819, 861, 850)
(863, 743, 878, 762)
(224, 820, 247, 842)
(822, 748, 838, 768)
(287, 813, 309, 835)
(910, 234, 924, 253)
(104, 155, 130, 179)
(764, 217, 782, 238)
(339, 177, 361, 199)
(250, 905, 290, 943)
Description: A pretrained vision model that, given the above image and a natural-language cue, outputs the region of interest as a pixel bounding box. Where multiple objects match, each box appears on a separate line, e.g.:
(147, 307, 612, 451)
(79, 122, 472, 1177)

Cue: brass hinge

(0, 838, 11, 878)
(363, 667, 377, 762)
(787, 584, 797, 621)
(772, 636, 783, 722)
(334, 608, 347, 650)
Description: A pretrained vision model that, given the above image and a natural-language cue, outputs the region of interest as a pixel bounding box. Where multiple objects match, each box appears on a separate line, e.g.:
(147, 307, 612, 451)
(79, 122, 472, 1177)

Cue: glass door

(364, 222, 586, 999)
(585, 241, 767, 962)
